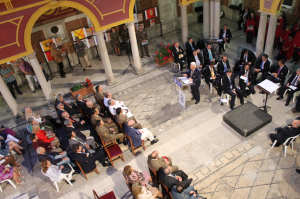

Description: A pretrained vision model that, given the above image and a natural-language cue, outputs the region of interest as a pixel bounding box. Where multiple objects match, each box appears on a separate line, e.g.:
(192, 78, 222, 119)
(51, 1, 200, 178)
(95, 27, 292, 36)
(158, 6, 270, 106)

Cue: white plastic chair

(245, 87, 253, 98)
(283, 90, 300, 103)
(0, 179, 16, 192)
(268, 58, 272, 66)
(41, 165, 74, 192)
(271, 134, 300, 157)
(274, 69, 289, 94)
(220, 78, 237, 105)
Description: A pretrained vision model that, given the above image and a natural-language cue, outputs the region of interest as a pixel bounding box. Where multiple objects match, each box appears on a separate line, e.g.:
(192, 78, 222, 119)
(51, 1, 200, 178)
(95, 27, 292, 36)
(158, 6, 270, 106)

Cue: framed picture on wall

(40, 38, 55, 52)
(44, 51, 54, 62)
(71, 28, 87, 41)
(145, 7, 157, 20)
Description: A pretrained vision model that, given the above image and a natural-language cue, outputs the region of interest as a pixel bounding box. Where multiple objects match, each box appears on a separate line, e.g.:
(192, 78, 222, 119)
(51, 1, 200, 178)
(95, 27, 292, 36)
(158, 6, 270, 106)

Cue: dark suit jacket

(74, 152, 96, 173)
(185, 41, 198, 57)
(217, 60, 231, 76)
(76, 100, 86, 111)
(66, 126, 86, 141)
(185, 68, 201, 86)
(203, 48, 216, 66)
(188, 53, 203, 68)
(272, 65, 288, 85)
(286, 72, 300, 86)
(123, 123, 142, 147)
(57, 109, 64, 119)
(63, 117, 84, 130)
(239, 10, 249, 22)
(172, 46, 185, 63)
(276, 126, 300, 144)
(222, 75, 237, 92)
(219, 29, 232, 43)
(38, 151, 61, 165)
(203, 66, 217, 82)
(55, 99, 77, 116)
(254, 59, 270, 74)
(84, 107, 93, 117)
(239, 69, 255, 85)
(238, 50, 256, 67)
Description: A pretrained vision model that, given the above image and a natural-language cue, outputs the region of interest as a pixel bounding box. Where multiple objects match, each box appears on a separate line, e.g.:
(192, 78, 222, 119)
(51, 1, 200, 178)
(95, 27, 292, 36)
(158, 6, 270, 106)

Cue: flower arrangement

(72, 78, 92, 92)
(155, 42, 174, 64)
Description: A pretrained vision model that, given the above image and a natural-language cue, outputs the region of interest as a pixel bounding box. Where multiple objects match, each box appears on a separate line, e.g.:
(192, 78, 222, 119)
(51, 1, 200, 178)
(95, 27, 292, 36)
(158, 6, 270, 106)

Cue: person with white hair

(55, 94, 78, 116)
(75, 94, 87, 111)
(37, 146, 70, 165)
(108, 99, 133, 117)
(25, 107, 60, 130)
(183, 62, 201, 104)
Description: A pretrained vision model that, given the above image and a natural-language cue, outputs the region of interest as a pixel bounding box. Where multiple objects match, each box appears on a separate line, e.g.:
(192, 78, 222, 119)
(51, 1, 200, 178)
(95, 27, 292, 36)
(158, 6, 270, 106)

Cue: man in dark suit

(276, 68, 300, 106)
(203, 44, 216, 66)
(203, 61, 222, 96)
(267, 59, 288, 86)
(72, 143, 110, 171)
(124, 120, 158, 146)
(61, 112, 86, 131)
(234, 49, 256, 73)
(217, 55, 231, 78)
(254, 54, 270, 83)
(219, 24, 232, 54)
(188, 50, 203, 69)
(237, 8, 249, 31)
(239, 64, 256, 97)
(183, 62, 201, 104)
(37, 146, 70, 165)
(158, 166, 192, 190)
(84, 101, 94, 117)
(172, 42, 186, 71)
(269, 119, 300, 147)
(222, 69, 244, 110)
(67, 131, 95, 154)
(185, 37, 199, 58)
(75, 94, 87, 111)
(55, 94, 78, 116)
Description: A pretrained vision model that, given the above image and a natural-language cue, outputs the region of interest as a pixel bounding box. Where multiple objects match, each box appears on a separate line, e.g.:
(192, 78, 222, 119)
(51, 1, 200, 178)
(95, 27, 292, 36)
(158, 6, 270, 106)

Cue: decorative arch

(259, 0, 285, 14)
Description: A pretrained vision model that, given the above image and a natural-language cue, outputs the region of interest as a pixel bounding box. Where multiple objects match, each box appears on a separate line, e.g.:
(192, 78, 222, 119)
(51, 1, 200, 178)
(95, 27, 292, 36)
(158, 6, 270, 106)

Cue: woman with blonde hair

(131, 182, 162, 199)
(32, 125, 60, 148)
(40, 159, 75, 184)
(123, 165, 152, 186)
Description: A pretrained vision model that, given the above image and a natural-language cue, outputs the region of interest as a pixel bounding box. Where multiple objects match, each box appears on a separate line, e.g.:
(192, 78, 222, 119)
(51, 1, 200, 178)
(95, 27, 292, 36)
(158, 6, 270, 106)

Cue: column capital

(27, 53, 36, 59)
(95, 31, 105, 36)
(127, 21, 135, 27)
(269, 13, 281, 18)
(178, 4, 188, 8)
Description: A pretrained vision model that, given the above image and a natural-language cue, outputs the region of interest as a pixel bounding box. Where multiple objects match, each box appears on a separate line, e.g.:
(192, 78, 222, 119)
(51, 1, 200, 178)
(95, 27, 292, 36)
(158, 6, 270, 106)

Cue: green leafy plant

(72, 78, 92, 92)
(155, 43, 174, 64)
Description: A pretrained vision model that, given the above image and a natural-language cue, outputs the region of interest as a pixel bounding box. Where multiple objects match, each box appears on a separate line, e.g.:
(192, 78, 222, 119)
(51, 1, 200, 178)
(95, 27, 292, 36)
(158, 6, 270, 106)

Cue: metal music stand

(257, 79, 280, 113)
(122, 39, 138, 75)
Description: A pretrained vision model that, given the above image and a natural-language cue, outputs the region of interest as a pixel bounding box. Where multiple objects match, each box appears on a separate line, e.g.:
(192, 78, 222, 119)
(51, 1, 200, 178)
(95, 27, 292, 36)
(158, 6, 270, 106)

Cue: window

(282, 0, 294, 9)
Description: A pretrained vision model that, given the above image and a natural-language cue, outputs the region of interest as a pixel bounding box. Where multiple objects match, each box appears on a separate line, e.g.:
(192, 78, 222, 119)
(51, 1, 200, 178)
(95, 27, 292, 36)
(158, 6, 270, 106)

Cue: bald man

(270, 120, 300, 147)
(183, 62, 201, 104)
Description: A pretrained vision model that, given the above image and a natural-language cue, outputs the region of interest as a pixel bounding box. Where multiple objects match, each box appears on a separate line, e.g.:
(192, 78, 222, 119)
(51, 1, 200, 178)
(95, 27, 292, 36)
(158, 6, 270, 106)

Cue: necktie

(69, 118, 76, 123)
(191, 70, 194, 77)
(244, 55, 247, 62)
(190, 43, 194, 50)
(261, 61, 264, 70)
(208, 50, 213, 60)
(291, 75, 299, 86)
(195, 56, 200, 66)
(278, 67, 282, 74)
(210, 68, 215, 78)
(61, 100, 69, 107)
(245, 71, 249, 84)
(228, 76, 232, 89)
(177, 48, 183, 58)
(223, 62, 227, 73)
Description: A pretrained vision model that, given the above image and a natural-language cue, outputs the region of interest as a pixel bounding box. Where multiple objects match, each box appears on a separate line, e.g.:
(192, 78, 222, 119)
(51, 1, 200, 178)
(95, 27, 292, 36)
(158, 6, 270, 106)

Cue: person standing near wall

(137, 25, 150, 58)
(19, 58, 37, 93)
(50, 43, 66, 78)
(74, 37, 91, 71)
(0, 64, 22, 98)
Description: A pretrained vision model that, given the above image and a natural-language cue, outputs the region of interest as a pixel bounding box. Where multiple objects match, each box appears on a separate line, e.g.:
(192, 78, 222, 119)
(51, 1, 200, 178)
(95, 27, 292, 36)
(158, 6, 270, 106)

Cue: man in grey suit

(67, 131, 95, 154)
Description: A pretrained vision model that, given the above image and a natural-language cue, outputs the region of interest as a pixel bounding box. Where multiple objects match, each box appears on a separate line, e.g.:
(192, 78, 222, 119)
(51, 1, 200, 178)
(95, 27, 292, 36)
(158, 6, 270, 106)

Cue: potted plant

(70, 78, 94, 99)
(155, 43, 174, 66)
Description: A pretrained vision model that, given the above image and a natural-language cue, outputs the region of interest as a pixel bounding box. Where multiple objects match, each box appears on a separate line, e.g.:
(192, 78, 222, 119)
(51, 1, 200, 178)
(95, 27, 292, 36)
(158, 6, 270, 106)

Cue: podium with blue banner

(173, 77, 192, 109)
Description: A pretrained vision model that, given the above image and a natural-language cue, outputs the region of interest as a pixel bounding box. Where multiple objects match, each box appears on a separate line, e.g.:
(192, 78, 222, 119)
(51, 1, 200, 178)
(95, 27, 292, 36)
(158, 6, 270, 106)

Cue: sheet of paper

(220, 99, 228, 103)
(240, 76, 247, 81)
(142, 40, 149, 46)
(289, 85, 297, 90)
(257, 79, 280, 93)
(179, 77, 193, 84)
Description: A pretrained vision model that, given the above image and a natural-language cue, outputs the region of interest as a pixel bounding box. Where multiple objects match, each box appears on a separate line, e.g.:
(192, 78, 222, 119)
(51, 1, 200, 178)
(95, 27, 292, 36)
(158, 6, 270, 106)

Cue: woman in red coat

(280, 35, 294, 60)
(278, 27, 292, 50)
(246, 12, 256, 44)
(293, 20, 300, 32)
(275, 14, 284, 40)
(292, 31, 300, 65)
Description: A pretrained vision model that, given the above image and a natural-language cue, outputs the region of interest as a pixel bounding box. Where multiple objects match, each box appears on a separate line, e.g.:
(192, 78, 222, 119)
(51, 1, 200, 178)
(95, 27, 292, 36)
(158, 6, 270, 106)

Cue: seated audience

(32, 125, 60, 148)
(234, 49, 256, 73)
(239, 64, 256, 97)
(29, 134, 62, 152)
(217, 55, 231, 78)
(148, 150, 178, 172)
(278, 34, 294, 61)
(72, 143, 110, 169)
(84, 100, 95, 117)
(91, 107, 117, 130)
(203, 61, 221, 96)
(172, 182, 206, 199)
(75, 94, 87, 111)
(37, 146, 70, 166)
(0, 132, 24, 155)
(103, 92, 114, 107)
(222, 69, 244, 110)
(40, 159, 75, 184)
(0, 164, 24, 185)
(25, 107, 60, 129)
(123, 165, 152, 186)
(254, 54, 270, 83)
(62, 112, 85, 130)
(185, 37, 199, 58)
(115, 107, 142, 129)
(276, 68, 300, 106)
(267, 59, 288, 86)
(188, 50, 203, 69)
(132, 182, 162, 199)
(219, 24, 232, 54)
(55, 94, 78, 116)
(64, 119, 92, 140)
(172, 42, 187, 71)
(95, 120, 125, 143)
(292, 31, 300, 65)
(0, 125, 16, 137)
(95, 86, 105, 101)
(278, 27, 292, 51)
(67, 131, 96, 154)
(269, 119, 300, 147)
(0, 155, 21, 167)
(124, 120, 158, 146)
(159, 166, 192, 190)
(203, 43, 216, 66)
(108, 99, 133, 117)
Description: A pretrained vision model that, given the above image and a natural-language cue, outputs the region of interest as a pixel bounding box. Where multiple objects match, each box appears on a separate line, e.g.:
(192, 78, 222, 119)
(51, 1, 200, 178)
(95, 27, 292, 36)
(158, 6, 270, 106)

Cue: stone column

(255, 11, 268, 56)
(128, 21, 143, 74)
(209, 0, 215, 37)
(27, 53, 53, 104)
(214, 0, 220, 38)
(179, 4, 189, 44)
(203, 0, 210, 38)
(95, 31, 117, 85)
(0, 76, 23, 117)
(265, 14, 278, 59)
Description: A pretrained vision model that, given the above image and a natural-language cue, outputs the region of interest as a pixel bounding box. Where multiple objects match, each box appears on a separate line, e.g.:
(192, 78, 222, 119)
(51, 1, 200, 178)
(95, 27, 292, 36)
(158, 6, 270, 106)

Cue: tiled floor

(1, 17, 300, 199)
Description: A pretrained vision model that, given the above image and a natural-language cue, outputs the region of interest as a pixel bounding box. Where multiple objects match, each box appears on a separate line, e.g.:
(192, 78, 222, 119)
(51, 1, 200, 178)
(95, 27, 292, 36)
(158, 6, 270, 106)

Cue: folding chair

(75, 159, 99, 180)
(160, 180, 171, 199)
(271, 134, 300, 157)
(125, 132, 145, 156)
(220, 78, 237, 105)
(148, 163, 159, 186)
(122, 172, 133, 193)
(0, 178, 16, 192)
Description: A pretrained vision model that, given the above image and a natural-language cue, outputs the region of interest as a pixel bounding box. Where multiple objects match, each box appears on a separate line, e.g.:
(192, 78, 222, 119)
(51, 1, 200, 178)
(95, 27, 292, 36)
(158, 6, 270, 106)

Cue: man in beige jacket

(50, 43, 66, 78)
(148, 150, 178, 173)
